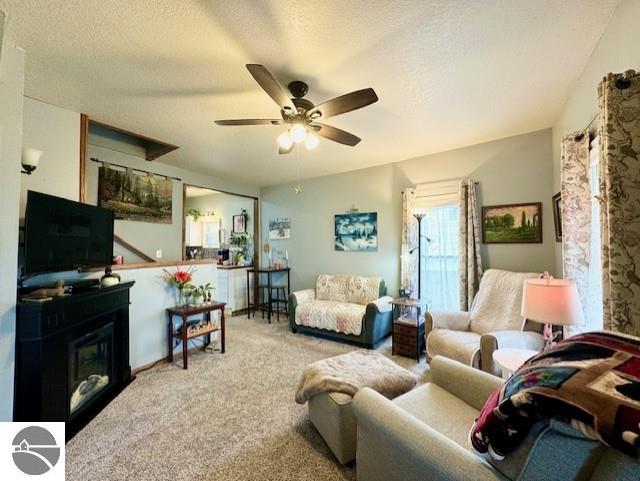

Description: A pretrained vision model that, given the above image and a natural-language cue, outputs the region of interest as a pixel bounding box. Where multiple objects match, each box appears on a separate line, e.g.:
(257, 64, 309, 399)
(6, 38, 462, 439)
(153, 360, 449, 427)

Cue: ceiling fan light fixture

(290, 124, 307, 143)
(277, 131, 293, 150)
(304, 132, 319, 150)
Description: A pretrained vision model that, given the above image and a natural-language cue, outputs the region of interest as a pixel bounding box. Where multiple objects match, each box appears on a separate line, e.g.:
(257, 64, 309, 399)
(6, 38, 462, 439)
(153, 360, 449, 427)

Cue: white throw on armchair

(425, 269, 545, 375)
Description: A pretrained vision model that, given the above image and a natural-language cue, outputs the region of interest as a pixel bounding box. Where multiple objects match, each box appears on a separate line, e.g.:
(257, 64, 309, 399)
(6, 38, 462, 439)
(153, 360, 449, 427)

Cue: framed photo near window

(482, 202, 542, 244)
(552, 192, 562, 242)
(233, 214, 246, 234)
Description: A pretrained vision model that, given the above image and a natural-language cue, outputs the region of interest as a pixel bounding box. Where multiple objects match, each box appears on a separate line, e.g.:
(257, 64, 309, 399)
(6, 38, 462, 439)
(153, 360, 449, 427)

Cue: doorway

(182, 184, 259, 267)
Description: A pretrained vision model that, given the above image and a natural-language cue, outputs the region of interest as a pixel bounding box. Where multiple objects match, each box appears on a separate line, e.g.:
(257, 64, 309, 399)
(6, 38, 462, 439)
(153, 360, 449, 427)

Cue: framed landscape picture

(482, 202, 542, 244)
(98, 166, 172, 223)
(335, 212, 378, 252)
(269, 218, 291, 240)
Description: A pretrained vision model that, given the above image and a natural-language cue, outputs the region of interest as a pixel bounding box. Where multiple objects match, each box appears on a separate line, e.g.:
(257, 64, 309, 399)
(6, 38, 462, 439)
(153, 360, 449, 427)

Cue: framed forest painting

(482, 202, 542, 244)
(98, 166, 172, 223)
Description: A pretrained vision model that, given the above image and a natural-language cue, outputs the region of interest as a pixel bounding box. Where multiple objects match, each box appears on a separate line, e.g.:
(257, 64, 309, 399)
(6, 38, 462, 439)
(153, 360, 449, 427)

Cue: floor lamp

(412, 209, 427, 299)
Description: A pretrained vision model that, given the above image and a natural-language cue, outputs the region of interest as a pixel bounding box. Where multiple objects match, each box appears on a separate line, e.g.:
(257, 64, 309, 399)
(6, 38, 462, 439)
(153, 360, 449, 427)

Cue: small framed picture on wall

(552, 192, 562, 242)
(233, 214, 246, 234)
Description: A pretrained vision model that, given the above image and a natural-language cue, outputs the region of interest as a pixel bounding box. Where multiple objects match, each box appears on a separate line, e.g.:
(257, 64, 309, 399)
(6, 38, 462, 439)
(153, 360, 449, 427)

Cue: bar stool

(254, 285, 271, 319)
(269, 286, 288, 322)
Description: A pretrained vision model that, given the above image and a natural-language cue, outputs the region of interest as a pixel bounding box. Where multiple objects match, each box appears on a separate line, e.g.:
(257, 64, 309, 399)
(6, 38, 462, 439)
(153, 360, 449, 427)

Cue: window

(414, 180, 460, 310)
(585, 137, 604, 330)
(420, 204, 460, 310)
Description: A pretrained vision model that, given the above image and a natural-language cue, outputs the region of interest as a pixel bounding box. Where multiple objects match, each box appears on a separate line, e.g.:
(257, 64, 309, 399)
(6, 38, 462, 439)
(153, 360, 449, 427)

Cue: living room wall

(261, 128, 555, 297)
(551, 0, 640, 275)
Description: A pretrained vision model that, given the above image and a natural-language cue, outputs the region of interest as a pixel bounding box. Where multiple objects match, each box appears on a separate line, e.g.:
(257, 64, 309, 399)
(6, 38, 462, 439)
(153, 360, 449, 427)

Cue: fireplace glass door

(68, 323, 115, 416)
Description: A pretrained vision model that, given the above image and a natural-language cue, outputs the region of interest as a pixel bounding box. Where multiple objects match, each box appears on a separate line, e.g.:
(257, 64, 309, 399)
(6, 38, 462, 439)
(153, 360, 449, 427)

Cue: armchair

(353, 356, 638, 481)
(425, 269, 545, 375)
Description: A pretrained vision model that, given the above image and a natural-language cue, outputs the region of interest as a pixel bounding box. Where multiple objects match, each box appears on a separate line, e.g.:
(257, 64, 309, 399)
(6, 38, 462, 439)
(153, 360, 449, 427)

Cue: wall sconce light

(21, 147, 43, 175)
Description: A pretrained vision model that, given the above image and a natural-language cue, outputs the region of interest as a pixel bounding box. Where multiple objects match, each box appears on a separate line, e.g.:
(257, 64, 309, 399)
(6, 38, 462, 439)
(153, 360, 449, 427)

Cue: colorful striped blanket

(470, 332, 640, 459)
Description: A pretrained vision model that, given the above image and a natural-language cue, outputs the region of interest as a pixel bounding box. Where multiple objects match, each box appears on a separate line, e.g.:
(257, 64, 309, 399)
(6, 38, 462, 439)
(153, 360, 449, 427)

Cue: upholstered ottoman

(296, 350, 417, 464)
(309, 392, 357, 464)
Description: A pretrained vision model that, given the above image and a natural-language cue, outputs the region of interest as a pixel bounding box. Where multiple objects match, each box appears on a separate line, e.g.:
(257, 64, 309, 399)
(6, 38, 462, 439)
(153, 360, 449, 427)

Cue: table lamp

(521, 273, 584, 349)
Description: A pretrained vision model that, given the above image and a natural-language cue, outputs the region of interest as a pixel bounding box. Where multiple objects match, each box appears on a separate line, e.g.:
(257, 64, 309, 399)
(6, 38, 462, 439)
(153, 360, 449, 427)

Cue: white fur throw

(295, 350, 417, 404)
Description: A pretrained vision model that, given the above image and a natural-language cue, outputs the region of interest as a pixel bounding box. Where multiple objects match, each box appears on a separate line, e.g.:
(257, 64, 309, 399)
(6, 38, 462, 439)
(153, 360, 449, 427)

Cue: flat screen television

(24, 191, 114, 275)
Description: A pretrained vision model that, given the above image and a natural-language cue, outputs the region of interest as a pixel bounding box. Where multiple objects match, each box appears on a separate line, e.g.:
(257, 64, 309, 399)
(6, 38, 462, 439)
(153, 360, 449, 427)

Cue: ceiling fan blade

(214, 119, 283, 126)
(307, 88, 378, 120)
(246, 64, 297, 114)
(278, 143, 294, 155)
(313, 123, 361, 146)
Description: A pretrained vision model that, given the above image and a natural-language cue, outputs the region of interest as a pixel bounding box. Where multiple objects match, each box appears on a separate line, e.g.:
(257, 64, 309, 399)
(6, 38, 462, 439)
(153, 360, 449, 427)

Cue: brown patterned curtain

(401, 188, 418, 296)
(597, 70, 640, 337)
(458, 179, 483, 310)
(561, 133, 592, 335)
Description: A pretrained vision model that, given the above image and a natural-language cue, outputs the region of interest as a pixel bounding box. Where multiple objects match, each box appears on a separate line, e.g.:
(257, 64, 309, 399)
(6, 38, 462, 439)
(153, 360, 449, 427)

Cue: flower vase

(178, 287, 185, 307)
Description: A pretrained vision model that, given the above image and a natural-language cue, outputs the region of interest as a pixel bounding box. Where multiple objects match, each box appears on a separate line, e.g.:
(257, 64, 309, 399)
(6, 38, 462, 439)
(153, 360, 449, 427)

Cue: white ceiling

(1, 0, 619, 187)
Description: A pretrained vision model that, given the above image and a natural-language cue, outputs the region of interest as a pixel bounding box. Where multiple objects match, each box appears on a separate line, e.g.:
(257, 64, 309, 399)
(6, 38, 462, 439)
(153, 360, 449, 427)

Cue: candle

(285, 249, 289, 260)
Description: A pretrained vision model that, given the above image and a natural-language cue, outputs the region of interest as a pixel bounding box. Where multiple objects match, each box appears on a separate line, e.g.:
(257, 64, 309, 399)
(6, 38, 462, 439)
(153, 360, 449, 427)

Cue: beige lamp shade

(521, 278, 584, 326)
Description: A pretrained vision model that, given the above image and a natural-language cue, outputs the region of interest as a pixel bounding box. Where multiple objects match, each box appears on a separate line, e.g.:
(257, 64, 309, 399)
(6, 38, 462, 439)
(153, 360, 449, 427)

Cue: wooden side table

(166, 301, 226, 369)
(493, 348, 538, 378)
(391, 298, 427, 362)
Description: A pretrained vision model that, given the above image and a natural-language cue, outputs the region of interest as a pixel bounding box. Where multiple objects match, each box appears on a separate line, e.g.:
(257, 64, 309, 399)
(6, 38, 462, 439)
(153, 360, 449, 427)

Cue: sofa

(425, 269, 546, 375)
(288, 274, 393, 348)
(353, 356, 639, 481)
(352, 356, 640, 481)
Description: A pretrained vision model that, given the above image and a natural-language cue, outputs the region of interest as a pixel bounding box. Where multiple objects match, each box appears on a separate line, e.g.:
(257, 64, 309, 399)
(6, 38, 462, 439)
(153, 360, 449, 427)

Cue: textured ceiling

(1, 0, 619, 187)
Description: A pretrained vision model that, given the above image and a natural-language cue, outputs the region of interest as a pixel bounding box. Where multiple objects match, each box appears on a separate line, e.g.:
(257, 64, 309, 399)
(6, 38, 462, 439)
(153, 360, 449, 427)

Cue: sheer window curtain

(422, 205, 460, 310)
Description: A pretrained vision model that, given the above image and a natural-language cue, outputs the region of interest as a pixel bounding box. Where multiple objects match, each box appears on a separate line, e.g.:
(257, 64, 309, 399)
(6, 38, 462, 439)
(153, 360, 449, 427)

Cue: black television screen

(24, 191, 114, 275)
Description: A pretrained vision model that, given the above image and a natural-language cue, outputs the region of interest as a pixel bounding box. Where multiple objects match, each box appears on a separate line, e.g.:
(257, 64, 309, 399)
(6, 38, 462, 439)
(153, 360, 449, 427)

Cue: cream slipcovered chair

(425, 269, 545, 375)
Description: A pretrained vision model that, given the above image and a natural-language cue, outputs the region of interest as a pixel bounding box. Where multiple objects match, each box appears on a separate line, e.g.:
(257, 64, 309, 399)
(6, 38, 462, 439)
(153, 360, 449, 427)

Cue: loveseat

(288, 274, 393, 348)
(353, 356, 639, 481)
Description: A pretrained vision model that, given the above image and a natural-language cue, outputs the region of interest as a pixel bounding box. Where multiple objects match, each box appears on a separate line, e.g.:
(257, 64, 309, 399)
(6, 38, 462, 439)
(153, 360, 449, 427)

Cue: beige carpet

(66, 315, 429, 481)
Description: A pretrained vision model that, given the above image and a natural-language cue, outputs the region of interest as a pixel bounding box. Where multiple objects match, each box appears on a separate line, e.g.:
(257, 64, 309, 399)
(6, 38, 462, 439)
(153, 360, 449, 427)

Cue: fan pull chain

(294, 144, 303, 194)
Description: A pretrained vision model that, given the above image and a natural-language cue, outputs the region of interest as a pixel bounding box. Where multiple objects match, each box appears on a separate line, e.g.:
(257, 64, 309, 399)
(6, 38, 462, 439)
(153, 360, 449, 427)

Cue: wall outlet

(156, 249, 162, 259)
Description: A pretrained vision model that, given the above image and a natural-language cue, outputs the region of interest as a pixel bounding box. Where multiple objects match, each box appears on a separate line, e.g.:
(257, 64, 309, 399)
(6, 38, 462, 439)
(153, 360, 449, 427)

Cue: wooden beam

(79, 113, 89, 202)
(114, 234, 157, 263)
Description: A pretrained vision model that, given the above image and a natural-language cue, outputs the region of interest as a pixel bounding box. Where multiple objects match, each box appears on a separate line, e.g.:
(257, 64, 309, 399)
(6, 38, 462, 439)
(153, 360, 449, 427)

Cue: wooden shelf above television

(88, 120, 179, 161)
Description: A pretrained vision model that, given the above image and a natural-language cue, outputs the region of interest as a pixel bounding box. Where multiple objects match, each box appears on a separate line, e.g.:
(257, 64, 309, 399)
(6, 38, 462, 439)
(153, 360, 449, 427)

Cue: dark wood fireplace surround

(14, 281, 135, 440)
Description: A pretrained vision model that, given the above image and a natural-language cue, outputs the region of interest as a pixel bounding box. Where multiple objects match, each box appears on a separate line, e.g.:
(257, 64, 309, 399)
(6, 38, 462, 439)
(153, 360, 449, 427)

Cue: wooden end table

(391, 298, 427, 362)
(492, 348, 538, 378)
(166, 301, 226, 369)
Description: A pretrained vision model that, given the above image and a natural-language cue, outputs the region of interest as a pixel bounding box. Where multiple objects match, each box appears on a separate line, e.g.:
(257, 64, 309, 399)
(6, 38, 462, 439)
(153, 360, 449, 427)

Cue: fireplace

(15, 281, 134, 440)
(68, 323, 116, 417)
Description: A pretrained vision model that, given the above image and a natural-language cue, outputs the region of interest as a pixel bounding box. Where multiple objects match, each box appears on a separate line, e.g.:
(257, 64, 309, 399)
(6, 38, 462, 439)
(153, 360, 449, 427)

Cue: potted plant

(200, 283, 213, 303)
(187, 208, 201, 221)
(230, 233, 250, 265)
(188, 284, 205, 305)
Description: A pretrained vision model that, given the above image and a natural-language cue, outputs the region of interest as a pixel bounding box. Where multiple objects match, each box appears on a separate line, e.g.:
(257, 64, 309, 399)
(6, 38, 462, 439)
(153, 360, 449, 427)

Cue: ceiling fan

(215, 64, 378, 154)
